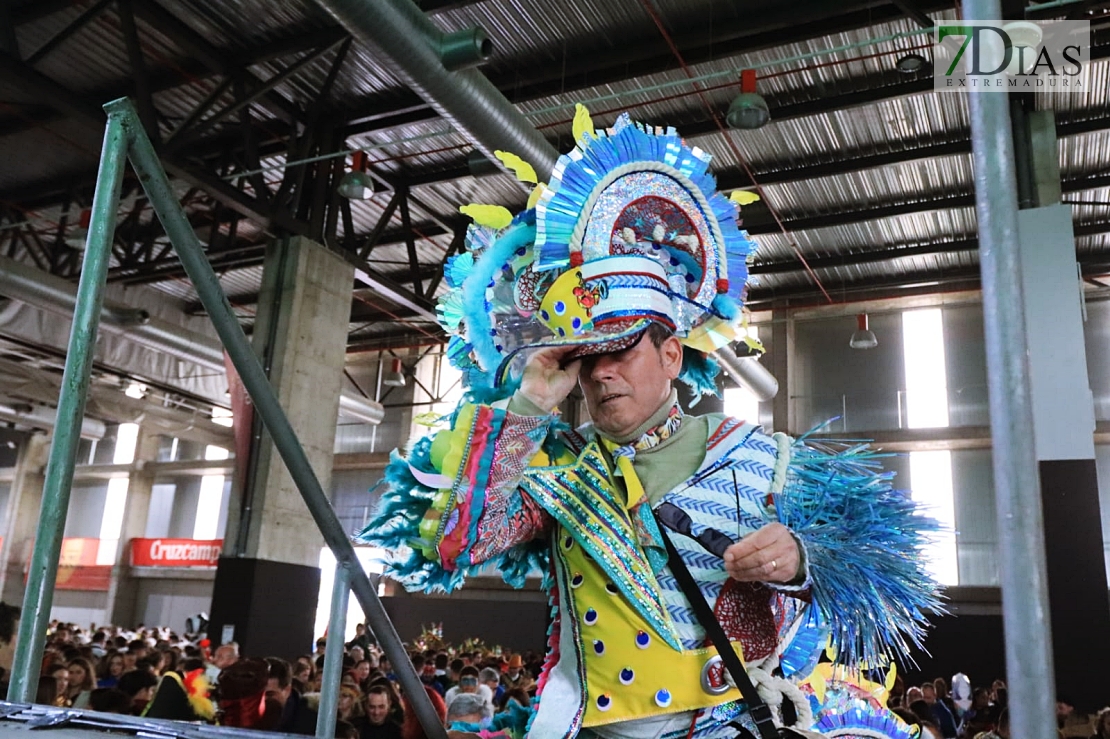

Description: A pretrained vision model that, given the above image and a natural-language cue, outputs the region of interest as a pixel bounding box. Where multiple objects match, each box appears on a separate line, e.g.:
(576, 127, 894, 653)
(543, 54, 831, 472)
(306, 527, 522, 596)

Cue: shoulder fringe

(774, 435, 945, 670)
(356, 382, 549, 593)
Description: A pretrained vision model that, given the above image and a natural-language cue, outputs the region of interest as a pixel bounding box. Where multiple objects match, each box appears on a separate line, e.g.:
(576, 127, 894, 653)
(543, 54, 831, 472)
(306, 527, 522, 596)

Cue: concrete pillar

(770, 303, 796, 435)
(1014, 110, 1110, 711)
(209, 235, 353, 659)
(104, 427, 159, 626)
(0, 432, 50, 606)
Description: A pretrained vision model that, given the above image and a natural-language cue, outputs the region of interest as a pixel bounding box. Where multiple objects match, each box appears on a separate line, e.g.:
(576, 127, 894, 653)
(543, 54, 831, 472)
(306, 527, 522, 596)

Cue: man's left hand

(723, 523, 802, 584)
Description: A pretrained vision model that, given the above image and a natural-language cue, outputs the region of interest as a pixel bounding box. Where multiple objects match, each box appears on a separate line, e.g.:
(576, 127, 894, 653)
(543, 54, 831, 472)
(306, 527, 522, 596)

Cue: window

(902, 309, 957, 585)
(95, 422, 139, 564)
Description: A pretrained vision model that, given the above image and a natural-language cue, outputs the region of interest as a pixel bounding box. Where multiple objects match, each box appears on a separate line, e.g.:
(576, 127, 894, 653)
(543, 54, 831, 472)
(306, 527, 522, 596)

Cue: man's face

(133, 686, 154, 706)
(921, 686, 936, 705)
(350, 646, 364, 663)
(213, 647, 237, 669)
(459, 676, 478, 694)
(367, 693, 390, 725)
(122, 653, 136, 670)
(265, 677, 291, 708)
(579, 333, 681, 439)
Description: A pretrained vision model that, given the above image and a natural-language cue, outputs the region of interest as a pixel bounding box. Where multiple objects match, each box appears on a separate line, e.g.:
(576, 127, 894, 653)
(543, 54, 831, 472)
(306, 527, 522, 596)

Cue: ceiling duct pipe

(0, 255, 385, 425)
(439, 28, 493, 72)
(716, 348, 779, 401)
(314, 0, 778, 401)
(0, 400, 106, 440)
(314, 0, 560, 179)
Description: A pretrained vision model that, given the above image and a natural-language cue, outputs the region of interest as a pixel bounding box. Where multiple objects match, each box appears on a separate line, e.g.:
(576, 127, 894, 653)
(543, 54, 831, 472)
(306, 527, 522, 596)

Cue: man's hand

(723, 523, 802, 584)
(518, 346, 581, 411)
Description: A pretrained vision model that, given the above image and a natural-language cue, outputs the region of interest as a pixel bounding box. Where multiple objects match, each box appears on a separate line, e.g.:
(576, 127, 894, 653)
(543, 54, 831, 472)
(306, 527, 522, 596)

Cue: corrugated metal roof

(3, 0, 1110, 352)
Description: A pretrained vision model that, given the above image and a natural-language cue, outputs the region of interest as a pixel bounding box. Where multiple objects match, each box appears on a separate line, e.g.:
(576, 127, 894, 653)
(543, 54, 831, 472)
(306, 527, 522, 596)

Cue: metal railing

(7, 98, 448, 739)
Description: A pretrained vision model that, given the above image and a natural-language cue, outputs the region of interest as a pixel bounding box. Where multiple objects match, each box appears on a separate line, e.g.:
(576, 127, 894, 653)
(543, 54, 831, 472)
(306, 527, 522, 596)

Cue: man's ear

(661, 335, 684, 380)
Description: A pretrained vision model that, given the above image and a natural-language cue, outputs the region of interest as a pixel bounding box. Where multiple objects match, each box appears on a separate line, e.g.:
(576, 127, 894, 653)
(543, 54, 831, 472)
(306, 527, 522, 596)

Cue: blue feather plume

(461, 222, 536, 374)
(677, 349, 720, 405)
(774, 436, 945, 670)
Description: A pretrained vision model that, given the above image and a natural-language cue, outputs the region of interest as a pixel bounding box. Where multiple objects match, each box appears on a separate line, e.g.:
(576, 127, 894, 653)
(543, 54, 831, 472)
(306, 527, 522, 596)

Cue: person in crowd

(335, 719, 361, 739)
(96, 649, 125, 689)
(368, 674, 405, 727)
(347, 624, 374, 654)
(1091, 708, 1110, 739)
(65, 657, 96, 708)
(87, 687, 131, 714)
(337, 683, 366, 728)
(218, 658, 276, 729)
(934, 677, 958, 717)
(478, 667, 504, 708)
(500, 655, 532, 693)
(35, 675, 59, 706)
(206, 642, 239, 684)
(350, 645, 366, 665)
(89, 632, 107, 659)
(364, 685, 403, 739)
(352, 658, 373, 689)
(401, 685, 446, 739)
(960, 688, 994, 738)
(975, 707, 1010, 739)
(294, 655, 316, 690)
(44, 663, 70, 707)
(445, 666, 495, 717)
(411, 655, 446, 696)
(923, 682, 959, 738)
(116, 668, 158, 715)
(445, 692, 491, 730)
(265, 656, 316, 735)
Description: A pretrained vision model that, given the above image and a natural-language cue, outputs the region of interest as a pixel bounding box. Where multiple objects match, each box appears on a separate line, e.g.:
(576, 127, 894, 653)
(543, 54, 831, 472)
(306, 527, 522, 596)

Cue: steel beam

(7, 105, 130, 702)
(119, 96, 447, 739)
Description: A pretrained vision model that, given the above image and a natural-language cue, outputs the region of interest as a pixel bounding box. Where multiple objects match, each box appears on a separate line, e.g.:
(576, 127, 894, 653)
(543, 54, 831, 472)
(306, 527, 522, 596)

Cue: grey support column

(105, 427, 159, 626)
(1015, 110, 1109, 710)
(0, 433, 50, 606)
(770, 303, 796, 434)
(208, 235, 355, 660)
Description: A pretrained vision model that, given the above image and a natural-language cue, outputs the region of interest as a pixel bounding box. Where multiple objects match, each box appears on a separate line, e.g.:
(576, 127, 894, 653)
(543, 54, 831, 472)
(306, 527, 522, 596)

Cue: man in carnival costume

(361, 106, 941, 739)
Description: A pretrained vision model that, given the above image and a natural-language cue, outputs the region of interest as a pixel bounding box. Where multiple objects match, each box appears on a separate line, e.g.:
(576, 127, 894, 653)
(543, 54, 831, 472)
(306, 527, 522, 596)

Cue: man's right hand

(517, 346, 581, 411)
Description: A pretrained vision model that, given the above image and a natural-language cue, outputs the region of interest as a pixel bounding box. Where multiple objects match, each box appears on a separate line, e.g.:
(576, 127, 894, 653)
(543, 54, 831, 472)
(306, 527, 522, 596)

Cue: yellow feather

(526, 183, 547, 210)
(494, 150, 538, 184)
(459, 203, 513, 230)
(729, 190, 761, 205)
(572, 103, 596, 146)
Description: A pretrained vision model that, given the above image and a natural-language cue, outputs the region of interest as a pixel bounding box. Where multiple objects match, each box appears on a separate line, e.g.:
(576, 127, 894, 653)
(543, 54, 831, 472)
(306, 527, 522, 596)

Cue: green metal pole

(316, 562, 350, 739)
(111, 96, 447, 739)
(8, 110, 131, 701)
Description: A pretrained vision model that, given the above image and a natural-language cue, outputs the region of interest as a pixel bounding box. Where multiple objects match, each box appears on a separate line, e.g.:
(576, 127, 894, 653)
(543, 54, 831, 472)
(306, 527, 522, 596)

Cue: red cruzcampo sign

(130, 538, 223, 568)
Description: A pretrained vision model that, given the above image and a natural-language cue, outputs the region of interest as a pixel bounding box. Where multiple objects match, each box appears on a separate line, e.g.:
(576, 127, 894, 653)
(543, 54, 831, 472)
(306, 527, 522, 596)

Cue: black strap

(657, 525, 781, 739)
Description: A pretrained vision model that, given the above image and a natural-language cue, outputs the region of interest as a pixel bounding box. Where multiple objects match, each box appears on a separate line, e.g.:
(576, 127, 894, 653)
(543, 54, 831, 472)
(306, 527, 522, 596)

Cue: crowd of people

(886, 675, 1103, 739)
(12, 621, 544, 738)
(10, 620, 1108, 739)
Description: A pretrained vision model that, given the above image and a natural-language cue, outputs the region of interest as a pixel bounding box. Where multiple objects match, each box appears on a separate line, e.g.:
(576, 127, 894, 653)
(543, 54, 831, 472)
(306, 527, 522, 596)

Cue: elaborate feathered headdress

(438, 105, 762, 399)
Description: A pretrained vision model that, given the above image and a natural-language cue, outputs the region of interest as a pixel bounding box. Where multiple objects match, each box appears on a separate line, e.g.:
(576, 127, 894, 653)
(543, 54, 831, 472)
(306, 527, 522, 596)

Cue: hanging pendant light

(849, 313, 879, 350)
(726, 69, 770, 130)
(382, 357, 407, 387)
(337, 150, 376, 200)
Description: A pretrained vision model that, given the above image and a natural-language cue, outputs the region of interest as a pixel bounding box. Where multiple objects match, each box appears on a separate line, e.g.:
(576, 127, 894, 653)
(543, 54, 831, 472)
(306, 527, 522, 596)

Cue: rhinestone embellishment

(655, 688, 672, 708)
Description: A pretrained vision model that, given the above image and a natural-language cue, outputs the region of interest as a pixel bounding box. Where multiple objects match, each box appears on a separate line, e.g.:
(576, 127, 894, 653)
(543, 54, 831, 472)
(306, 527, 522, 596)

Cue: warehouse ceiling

(1, 0, 1110, 360)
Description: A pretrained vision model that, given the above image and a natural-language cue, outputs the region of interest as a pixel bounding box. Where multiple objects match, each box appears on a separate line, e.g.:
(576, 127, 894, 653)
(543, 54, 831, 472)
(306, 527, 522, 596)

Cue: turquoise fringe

(774, 436, 944, 670)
